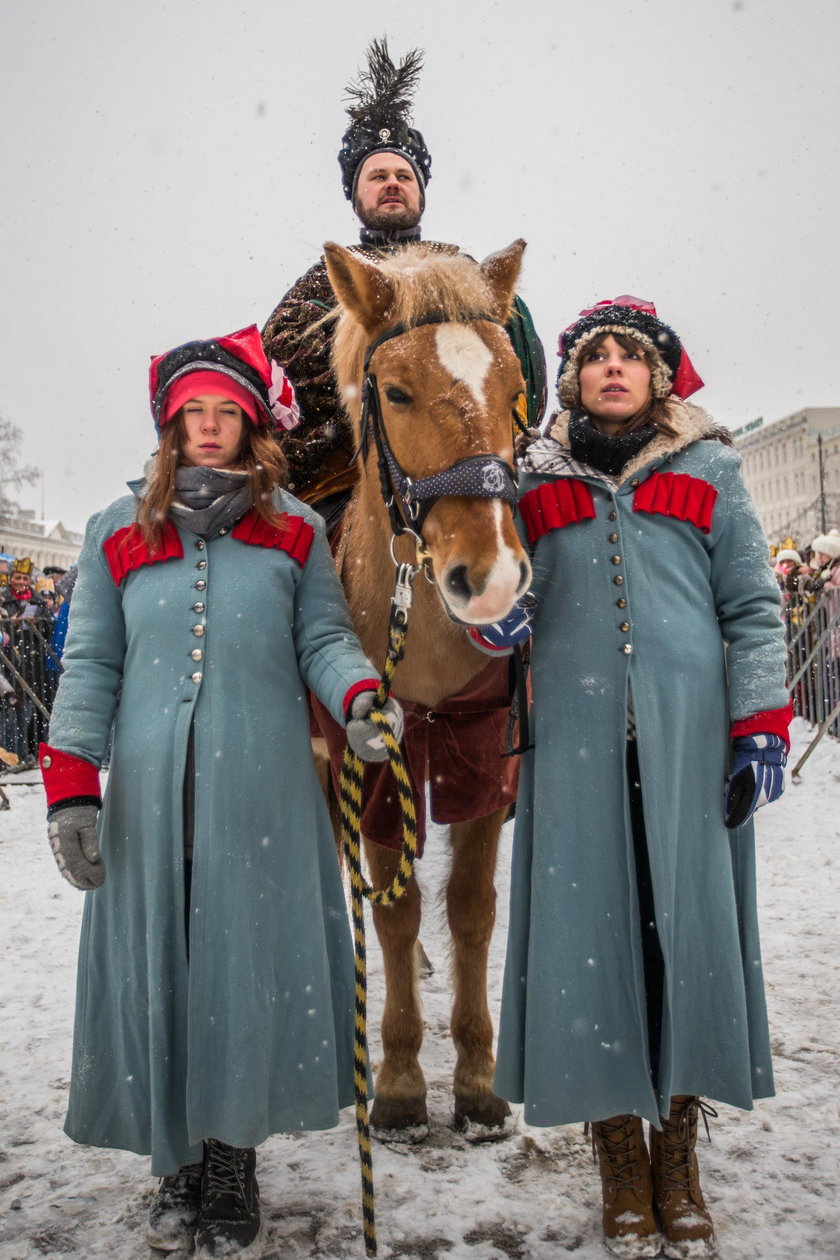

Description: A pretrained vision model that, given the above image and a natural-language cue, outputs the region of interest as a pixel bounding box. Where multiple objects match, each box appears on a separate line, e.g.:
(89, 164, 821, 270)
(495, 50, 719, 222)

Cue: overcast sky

(2, 0, 838, 533)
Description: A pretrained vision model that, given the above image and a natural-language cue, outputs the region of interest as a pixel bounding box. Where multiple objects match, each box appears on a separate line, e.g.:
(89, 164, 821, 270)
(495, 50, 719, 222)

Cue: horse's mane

(332, 245, 510, 407)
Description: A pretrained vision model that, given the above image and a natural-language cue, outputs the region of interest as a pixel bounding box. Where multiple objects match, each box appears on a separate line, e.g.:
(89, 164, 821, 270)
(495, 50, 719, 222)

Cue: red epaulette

(633, 472, 717, 535)
(102, 522, 183, 586)
(519, 480, 597, 544)
(231, 509, 314, 567)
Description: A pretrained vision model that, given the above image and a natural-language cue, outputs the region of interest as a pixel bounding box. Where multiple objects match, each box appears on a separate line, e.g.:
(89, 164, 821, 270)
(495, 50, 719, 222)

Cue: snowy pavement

(1, 718, 838, 1259)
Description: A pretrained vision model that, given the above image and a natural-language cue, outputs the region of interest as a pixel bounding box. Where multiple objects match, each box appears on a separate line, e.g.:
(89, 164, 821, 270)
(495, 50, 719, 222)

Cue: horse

(316, 239, 532, 1141)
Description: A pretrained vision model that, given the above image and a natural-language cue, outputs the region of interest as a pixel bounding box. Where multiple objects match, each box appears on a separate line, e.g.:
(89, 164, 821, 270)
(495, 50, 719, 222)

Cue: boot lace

(587, 1117, 647, 1193)
(204, 1143, 248, 1203)
(657, 1097, 718, 1192)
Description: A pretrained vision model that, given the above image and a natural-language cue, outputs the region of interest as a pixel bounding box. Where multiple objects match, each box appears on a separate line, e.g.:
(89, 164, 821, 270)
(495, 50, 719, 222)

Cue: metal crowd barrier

(0, 615, 62, 799)
(782, 587, 840, 776)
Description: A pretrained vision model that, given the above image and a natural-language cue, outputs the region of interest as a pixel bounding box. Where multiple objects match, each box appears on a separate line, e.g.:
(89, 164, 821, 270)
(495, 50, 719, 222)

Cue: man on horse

(261, 39, 546, 527)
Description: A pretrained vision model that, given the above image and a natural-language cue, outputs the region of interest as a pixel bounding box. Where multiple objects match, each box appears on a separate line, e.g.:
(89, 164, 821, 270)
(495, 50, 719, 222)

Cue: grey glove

(347, 692, 405, 763)
(47, 805, 105, 890)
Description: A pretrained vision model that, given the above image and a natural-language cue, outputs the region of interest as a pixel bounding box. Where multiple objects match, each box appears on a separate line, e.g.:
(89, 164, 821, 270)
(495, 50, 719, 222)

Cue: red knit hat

(161, 371, 259, 426)
(149, 325, 300, 435)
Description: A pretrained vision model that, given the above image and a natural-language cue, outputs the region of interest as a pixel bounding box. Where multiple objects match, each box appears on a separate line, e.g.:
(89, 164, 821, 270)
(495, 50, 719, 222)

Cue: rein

(355, 311, 519, 542)
(341, 311, 525, 1255)
(339, 563, 421, 1258)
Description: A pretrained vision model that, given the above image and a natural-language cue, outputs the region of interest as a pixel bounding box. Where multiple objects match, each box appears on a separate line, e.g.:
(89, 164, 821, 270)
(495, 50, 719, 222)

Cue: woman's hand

(347, 693, 405, 763)
(723, 734, 787, 829)
(47, 804, 105, 889)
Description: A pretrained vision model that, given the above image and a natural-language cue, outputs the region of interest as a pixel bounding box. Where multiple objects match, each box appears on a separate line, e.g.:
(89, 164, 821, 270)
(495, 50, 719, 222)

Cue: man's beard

(356, 200, 422, 232)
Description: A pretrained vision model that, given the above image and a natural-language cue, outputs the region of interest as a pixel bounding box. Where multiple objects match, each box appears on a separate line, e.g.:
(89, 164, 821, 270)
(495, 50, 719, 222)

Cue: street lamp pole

(817, 433, 826, 533)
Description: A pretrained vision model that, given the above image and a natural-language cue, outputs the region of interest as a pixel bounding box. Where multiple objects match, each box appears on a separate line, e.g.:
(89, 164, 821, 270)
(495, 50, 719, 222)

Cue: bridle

(354, 311, 519, 548)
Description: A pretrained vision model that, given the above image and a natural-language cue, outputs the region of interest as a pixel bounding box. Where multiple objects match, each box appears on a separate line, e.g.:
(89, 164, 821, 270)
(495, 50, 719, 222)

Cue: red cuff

(39, 744, 102, 808)
(730, 702, 794, 752)
(342, 678, 381, 721)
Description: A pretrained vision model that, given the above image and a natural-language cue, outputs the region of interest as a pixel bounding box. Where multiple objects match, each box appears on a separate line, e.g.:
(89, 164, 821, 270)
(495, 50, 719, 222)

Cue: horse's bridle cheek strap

(358, 313, 518, 540)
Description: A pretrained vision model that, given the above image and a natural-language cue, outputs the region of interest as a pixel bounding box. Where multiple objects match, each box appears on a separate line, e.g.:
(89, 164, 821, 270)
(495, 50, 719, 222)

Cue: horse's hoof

(453, 1092, 513, 1143)
(370, 1094, 429, 1144)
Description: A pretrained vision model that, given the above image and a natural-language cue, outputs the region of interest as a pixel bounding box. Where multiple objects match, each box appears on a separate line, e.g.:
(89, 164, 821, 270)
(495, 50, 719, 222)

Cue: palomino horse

(317, 239, 532, 1140)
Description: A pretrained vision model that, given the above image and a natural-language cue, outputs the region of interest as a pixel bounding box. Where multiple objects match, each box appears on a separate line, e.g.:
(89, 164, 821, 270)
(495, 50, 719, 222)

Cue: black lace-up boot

(195, 1140, 263, 1259)
(147, 1161, 203, 1251)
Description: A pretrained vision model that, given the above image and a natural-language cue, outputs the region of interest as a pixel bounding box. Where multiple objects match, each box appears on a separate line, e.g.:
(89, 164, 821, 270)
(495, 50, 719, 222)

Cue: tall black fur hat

(338, 38, 431, 202)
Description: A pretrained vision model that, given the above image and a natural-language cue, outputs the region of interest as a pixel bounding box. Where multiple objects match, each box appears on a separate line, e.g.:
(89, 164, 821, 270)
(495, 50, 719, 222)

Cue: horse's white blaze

(449, 501, 528, 624)
(435, 324, 493, 408)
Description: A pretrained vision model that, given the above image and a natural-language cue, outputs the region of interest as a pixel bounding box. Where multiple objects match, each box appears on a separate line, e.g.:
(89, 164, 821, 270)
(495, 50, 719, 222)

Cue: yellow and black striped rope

(339, 615, 419, 1257)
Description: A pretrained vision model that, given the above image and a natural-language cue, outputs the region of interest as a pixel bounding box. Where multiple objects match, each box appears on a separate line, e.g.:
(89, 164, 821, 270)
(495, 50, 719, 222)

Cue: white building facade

(0, 510, 83, 571)
(733, 407, 840, 547)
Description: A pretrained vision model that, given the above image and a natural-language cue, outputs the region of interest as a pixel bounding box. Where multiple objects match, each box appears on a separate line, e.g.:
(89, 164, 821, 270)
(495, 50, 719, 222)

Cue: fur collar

(527, 400, 720, 487)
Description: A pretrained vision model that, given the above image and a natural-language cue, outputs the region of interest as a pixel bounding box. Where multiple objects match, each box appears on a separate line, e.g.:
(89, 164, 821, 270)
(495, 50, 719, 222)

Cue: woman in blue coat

(40, 326, 402, 1260)
(494, 299, 790, 1260)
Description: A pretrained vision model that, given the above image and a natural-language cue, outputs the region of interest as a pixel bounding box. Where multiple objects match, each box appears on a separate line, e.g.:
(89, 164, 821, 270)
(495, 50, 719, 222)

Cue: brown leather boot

(651, 1096, 717, 1258)
(590, 1115, 661, 1258)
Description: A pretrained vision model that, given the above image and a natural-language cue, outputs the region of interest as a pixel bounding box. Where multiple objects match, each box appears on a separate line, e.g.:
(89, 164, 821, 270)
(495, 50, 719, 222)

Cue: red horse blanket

(311, 657, 518, 855)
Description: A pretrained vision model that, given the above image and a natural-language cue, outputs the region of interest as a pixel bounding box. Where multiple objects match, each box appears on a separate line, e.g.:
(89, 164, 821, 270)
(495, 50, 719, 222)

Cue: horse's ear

(480, 239, 526, 319)
(323, 242, 395, 332)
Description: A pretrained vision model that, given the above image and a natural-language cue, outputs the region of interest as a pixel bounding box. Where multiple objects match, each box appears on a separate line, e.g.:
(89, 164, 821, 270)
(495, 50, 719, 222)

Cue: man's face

(354, 153, 423, 231)
(10, 572, 29, 594)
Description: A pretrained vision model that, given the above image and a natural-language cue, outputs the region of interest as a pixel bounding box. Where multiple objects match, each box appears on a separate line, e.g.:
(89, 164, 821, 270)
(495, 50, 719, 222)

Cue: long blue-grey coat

(48, 491, 378, 1174)
(494, 403, 789, 1128)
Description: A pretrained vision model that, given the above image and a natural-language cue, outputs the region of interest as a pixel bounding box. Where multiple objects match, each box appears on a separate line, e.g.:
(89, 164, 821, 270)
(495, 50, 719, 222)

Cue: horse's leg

(447, 806, 512, 1140)
(364, 837, 429, 1141)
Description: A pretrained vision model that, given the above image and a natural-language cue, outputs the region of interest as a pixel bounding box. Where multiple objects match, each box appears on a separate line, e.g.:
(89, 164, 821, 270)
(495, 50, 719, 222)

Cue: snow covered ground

(1, 718, 838, 1260)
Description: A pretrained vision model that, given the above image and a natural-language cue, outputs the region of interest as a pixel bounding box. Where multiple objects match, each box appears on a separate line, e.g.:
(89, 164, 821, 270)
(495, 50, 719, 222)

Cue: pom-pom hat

(557, 296, 704, 409)
(338, 38, 431, 202)
(149, 325, 299, 435)
(810, 528, 840, 560)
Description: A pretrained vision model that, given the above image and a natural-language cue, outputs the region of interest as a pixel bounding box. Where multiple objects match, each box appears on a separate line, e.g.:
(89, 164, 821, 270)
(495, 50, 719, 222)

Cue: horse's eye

(385, 387, 411, 406)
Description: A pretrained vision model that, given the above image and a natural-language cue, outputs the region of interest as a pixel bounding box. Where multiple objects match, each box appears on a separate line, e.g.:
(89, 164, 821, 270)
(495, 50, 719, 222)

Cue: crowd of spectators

(0, 556, 77, 765)
(774, 528, 840, 734)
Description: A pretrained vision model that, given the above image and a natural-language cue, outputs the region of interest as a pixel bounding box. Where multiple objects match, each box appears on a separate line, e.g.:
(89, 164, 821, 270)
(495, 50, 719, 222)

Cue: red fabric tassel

(102, 522, 184, 587)
(519, 480, 597, 544)
(231, 509, 314, 567)
(632, 472, 717, 535)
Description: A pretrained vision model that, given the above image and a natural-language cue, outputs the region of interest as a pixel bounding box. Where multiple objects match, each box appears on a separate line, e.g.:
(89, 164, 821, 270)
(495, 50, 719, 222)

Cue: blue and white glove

(723, 734, 787, 829)
(347, 692, 405, 763)
(467, 598, 533, 657)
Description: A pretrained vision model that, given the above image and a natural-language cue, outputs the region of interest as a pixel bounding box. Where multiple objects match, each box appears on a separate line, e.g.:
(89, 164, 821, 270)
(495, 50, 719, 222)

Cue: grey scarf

(168, 466, 252, 539)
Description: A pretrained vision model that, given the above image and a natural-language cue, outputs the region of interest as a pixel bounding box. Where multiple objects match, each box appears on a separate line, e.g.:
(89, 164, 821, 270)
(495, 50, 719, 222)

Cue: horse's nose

(517, 558, 531, 595)
(444, 563, 486, 605)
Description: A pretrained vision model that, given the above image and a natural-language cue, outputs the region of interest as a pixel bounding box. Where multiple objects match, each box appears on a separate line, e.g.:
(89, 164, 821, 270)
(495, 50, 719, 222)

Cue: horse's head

(325, 240, 532, 625)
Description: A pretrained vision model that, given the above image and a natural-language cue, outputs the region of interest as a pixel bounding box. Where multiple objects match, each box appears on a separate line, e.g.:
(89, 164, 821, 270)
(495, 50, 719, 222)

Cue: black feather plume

(344, 38, 424, 129)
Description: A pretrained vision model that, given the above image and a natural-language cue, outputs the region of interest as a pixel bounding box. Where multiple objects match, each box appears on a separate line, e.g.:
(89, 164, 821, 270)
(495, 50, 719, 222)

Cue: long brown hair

(579, 331, 679, 437)
(136, 411, 289, 549)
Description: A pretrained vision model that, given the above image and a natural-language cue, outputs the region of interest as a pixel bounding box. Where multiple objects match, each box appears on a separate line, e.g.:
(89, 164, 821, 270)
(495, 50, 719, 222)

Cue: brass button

(630, 479, 639, 487)
(219, 527, 228, 535)
(190, 648, 203, 661)
(42, 754, 52, 769)
(195, 580, 207, 591)
(608, 511, 617, 521)
(190, 672, 202, 684)
(617, 597, 627, 608)
(614, 575, 624, 586)
(192, 624, 205, 637)
(611, 555, 622, 565)
(193, 602, 205, 613)
(195, 541, 205, 551)
(622, 644, 633, 654)
(196, 560, 207, 570)
(609, 533, 619, 543)
(620, 622, 630, 632)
